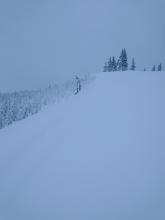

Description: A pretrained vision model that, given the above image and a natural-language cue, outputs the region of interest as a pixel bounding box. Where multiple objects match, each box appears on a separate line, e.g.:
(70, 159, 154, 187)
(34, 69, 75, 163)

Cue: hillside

(0, 71, 165, 220)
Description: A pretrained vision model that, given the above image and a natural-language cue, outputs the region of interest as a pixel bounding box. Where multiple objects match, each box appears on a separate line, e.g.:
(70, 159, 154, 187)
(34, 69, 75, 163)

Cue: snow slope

(0, 71, 165, 220)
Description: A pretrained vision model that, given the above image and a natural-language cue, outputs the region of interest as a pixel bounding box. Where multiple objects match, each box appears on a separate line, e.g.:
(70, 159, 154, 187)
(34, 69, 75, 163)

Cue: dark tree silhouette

(108, 57, 112, 72)
(119, 49, 128, 71)
(158, 63, 162, 71)
(152, 65, 156, 71)
(112, 56, 117, 71)
(130, 58, 136, 70)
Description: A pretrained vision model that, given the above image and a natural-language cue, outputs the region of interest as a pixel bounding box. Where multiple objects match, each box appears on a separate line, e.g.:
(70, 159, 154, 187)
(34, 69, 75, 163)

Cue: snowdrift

(0, 71, 165, 220)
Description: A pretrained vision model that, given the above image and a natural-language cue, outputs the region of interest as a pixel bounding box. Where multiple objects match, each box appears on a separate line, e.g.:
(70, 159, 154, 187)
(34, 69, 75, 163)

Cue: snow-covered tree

(116, 59, 120, 71)
(118, 49, 128, 71)
(108, 57, 113, 72)
(103, 62, 108, 72)
(112, 56, 117, 71)
(75, 76, 81, 95)
(130, 58, 136, 70)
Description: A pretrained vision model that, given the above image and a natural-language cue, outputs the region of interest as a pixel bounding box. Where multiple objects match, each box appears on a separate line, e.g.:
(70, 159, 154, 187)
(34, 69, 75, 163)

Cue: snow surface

(0, 71, 165, 220)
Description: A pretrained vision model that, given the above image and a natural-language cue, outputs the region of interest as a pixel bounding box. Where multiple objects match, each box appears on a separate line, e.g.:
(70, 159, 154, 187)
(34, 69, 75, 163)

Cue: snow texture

(0, 71, 165, 220)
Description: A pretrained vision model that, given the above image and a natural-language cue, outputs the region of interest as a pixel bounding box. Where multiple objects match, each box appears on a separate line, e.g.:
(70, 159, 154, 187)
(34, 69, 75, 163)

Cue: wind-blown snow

(0, 71, 165, 220)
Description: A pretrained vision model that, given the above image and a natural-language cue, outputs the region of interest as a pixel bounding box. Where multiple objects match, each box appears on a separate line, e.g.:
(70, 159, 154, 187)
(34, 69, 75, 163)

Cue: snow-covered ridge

(0, 74, 93, 129)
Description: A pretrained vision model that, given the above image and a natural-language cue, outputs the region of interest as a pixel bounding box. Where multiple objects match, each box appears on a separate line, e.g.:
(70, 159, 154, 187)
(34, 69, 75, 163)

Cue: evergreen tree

(103, 62, 108, 72)
(108, 57, 112, 72)
(119, 49, 128, 71)
(152, 65, 156, 71)
(111, 56, 117, 71)
(130, 58, 136, 70)
(158, 63, 162, 71)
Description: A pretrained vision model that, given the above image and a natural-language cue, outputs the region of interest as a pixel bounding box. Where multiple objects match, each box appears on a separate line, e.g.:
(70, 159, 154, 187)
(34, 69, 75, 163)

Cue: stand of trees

(103, 49, 132, 72)
(152, 63, 162, 71)
(0, 86, 61, 129)
(0, 74, 93, 130)
(104, 49, 163, 72)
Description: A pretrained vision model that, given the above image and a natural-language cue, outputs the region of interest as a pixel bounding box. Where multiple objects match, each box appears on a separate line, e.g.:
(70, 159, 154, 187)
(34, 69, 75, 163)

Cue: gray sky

(0, 0, 164, 91)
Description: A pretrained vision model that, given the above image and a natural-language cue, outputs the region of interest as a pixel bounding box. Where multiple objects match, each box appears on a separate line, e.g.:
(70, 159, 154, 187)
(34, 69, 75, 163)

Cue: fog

(0, 0, 164, 92)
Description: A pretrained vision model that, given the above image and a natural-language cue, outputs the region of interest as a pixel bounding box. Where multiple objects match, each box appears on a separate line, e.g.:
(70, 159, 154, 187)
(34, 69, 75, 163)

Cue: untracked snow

(0, 71, 165, 220)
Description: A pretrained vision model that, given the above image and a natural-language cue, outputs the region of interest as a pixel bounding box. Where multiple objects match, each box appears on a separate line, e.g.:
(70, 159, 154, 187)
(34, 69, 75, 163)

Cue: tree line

(150, 63, 162, 71)
(103, 49, 163, 72)
(0, 74, 92, 130)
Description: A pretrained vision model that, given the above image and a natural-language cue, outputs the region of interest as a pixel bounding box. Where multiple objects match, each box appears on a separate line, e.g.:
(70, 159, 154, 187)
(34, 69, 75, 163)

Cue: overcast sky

(0, 0, 164, 91)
